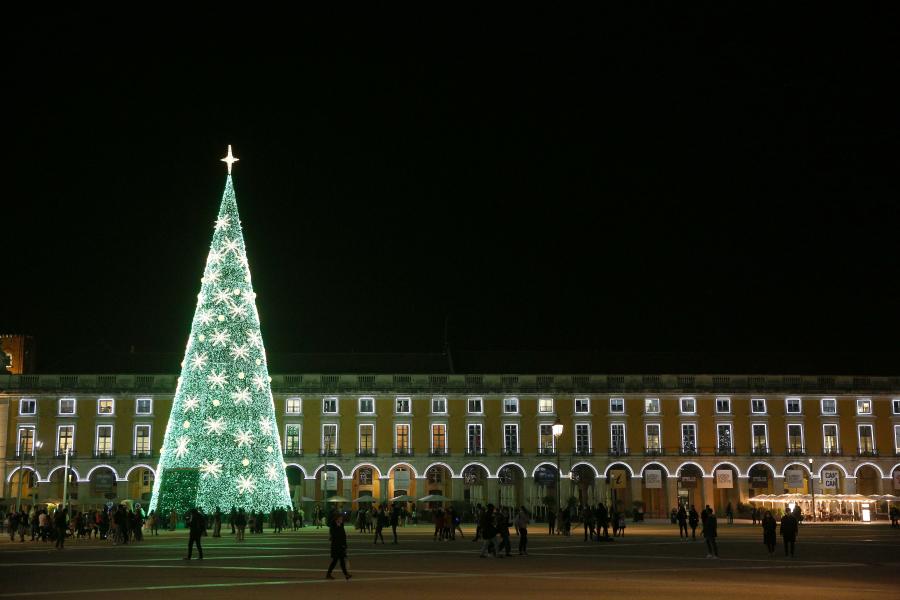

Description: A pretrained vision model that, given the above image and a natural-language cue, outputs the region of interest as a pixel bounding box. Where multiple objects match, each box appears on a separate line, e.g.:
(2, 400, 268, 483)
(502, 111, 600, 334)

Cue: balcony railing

(536, 447, 557, 457)
(502, 448, 523, 456)
(857, 447, 879, 457)
(820, 448, 842, 457)
(465, 448, 486, 457)
(392, 447, 414, 457)
(429, 447, 450, 457)
(92, 451, 115, 459)
(715, 446, 735, 456)
(607, 447, 629, 457)
(679, 446, 698, 456)
(131, 451, 154, 459)
(572, 447, 594, 457)
(55, 450, 77, 458)
(750, 447, 771, 456)
(319, 447, 341, 457)
(786, 447, 806, 456)
(282, 449, 303, 458)
(643, 447, 665, 456)
(356, 447, 377, 457)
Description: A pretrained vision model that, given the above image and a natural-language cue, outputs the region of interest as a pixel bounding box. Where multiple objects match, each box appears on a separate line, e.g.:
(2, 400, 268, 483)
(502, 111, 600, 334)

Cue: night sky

(5, 10, 899, 374)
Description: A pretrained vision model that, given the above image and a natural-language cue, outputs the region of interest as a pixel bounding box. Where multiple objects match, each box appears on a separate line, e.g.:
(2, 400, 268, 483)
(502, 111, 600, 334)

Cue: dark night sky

(4, 9, 899, 374)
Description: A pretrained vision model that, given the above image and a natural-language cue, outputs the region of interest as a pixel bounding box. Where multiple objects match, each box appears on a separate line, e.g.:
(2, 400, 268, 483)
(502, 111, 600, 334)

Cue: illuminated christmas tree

(149, 146, 292, 516)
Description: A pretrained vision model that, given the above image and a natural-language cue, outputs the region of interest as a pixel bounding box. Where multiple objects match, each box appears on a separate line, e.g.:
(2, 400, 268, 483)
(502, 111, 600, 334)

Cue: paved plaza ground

(1, 520, 897, 599)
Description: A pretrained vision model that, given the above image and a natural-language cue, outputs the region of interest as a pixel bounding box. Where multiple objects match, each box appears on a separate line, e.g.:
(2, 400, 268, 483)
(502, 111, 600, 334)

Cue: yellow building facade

(2, 372, 898, 517)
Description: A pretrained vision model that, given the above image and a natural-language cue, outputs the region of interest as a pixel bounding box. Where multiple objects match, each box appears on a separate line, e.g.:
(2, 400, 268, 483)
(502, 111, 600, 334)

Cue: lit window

(467, 397, 483, 414)
(821, 398, 837, 415)
(892, 399, 900, 415)
(322, 424, 338, 453)
(322, 397, 338, 414)
(57, 425, 75, 455)
(17, 427, 35, 456)
(395, 397, 411, 414)
(431, 424, 446, 452)
(610, 423, 626, 452)
(134, 425, 151, 456)
(858, 425, 875, 453)
(715, 397, 731, 414)
(539, 424, 555, 452)
(467, 424, 482, 453)
(285, 397, 302, 414)
(680, 397, 696, 414)
(285, 424, 301, 454)
(787, 424, 804, 452)
(609, 397, 625, 413)
(19, 399, 37, 415)
(751, 398, 766, 414)
(59, 398, 76, 415)
(751, 424, 768, 452)
(644, 398, 660, 414)
(359, 397, 375, 414)
(894, 425, 900, 453)
(645, 424, 661, 451)
(538, 398, 554, 413)
(575, 398, 590, 414)
(96, 425, 113, 456)
(98, 398, 114, 415)
(431, 397, 447, 414)
(394, 424, 410, 452)
(136, 397, 152, 415)
(575, 423, 591, 453)
(786, 397, 802, 414)
(681, 424, 697, 452)
(823, 424, 839, 454)
(504, 424, 519, 453)
(503, 397, 519, 414)
(717, 424, 733, 451)
(856, 398, 872, 415)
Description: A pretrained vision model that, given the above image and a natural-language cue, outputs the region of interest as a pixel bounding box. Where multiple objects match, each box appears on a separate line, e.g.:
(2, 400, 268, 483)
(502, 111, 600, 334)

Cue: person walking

(496, 508, 512, 556)
(54, 508, 67, 550)
(390, 503, 400, 544)
(616, 512, 626, 537)
(583, 505, 594, 542)
(229, 506, 237, 535)
(761, 510, 777, 557)
(780, 510, 798, 558)
(596, 502, 609, 540)
(677, 505, 688, 540)
(373, 507, 386, 544)
(212, 507, 222, 538)
(478, 504, 498, 558)
(703, 510, 718, 558)
(547, 508, 556, 535)
(515, 506, 529, 555)
(688, 505, 699, 541)
(235, 508, 247, 541)
(726, 502, 734, 525)
(184, 508, 206, 560)
(325, 513, 352, 580)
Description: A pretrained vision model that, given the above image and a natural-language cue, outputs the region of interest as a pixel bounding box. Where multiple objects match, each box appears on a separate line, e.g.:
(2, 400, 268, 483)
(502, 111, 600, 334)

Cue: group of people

(1, 503, 149, 549)
(472, 504, 532, 557)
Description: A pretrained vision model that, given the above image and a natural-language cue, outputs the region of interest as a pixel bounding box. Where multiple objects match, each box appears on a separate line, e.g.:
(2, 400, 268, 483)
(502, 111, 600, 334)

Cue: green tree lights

(149, 147, 292, 516)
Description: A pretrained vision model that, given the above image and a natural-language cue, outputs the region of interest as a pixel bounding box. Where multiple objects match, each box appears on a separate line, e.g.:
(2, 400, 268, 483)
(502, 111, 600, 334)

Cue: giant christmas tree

(149, 146, 292, 515)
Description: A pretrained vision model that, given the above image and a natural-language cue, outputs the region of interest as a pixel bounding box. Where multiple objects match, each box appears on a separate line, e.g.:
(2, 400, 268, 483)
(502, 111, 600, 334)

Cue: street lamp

(808, 457, 815, 522)
(31, 441, 43, 508)
(61, 447, 72, 515)
(552, 418, 564, 522)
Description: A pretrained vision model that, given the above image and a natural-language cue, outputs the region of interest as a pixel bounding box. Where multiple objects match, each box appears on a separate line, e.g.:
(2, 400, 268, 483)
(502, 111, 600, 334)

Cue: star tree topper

(221, 144, 239, 174)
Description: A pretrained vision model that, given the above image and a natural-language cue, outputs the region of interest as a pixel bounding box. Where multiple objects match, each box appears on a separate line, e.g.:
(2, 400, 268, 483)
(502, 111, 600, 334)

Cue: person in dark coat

(596, 502, 610, 540)
(761, 511, 777, 556)
(780, 511, 798, 557)
(703, 511, 718, 558)
(390, 503, 400, 544)
(677, 505, 688, 539)
(54, 509, 67, 549)
(326, 513, 351, 580)
(688, 505, 700, 541)
(184, 508, 206, 560)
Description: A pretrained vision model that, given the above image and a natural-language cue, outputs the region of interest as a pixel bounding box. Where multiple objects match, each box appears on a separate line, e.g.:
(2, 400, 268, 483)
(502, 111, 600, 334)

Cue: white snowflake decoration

(199, 458, 223, 479)
(251, 373, 267, 392)
(210, 329, 231, 346)
(234, 428, 254, 448)
(196, 309, 215, 326)
(175, 436, 190, 459)
(189, 352, 208, 371)
(236, 474, 257, 495)
(231, 387, 252, 406)
(214, 214, 231, 231)
(222, 238, 240, 255)
(247, 330, 262, 348)
(183, 395, 200, 412)
(212, 288, 232, 305)
(207, 370, 228, 389)
(228, 301, 248, 319)
(202, 269, 220, 285)
(206, 249, 223, 266)
(203, 416, 226, 436)
(264, 463, 279, 481)
(241, 289, 256, 304)
(259, 416, 273, 435)
(229, 343, 250, 361)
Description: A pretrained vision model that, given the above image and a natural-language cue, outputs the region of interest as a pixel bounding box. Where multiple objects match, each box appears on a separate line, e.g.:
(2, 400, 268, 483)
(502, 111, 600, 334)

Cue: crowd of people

(1, 503, 148, 548)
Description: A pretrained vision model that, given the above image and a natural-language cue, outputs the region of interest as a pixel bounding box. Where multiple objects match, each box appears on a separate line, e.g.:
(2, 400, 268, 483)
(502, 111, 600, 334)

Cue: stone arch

(675, 461, 706, 478)
(424, 462, 457, 478)
(568, 461, 600, 478)
(86, 464, 121, 481)
(387, 462, 418, 478)
(46, 465, 81, 481)
(640, 462, 672, 477)
(6, 465, 40, 483)
(852, 462, 884, 478)
(531, 462, 559, 478)
(124, 464, 156, 480)
(815, 462, 850, 478)
(781, 462, 812, 477)
(283, 463, 307, 479)
(710, 461, 741, 478)
(743, 461, 777, 478)
(312, 463, 346, 478)
(603, 462, 635, 477)
(350, 463, 382, 479)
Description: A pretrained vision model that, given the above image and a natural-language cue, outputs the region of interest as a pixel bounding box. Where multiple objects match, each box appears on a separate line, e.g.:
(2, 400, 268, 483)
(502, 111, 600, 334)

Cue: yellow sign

(610, 469, 627, 489)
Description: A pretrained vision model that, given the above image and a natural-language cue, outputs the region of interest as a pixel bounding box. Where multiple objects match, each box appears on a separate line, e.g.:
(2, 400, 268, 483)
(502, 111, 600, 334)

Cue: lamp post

(15, 439, 29, 513)
(552, 418, 564, 522)
(808, 457, 815, 522)
(61, 447, 72, 515)
(31, 441, 43, 508)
